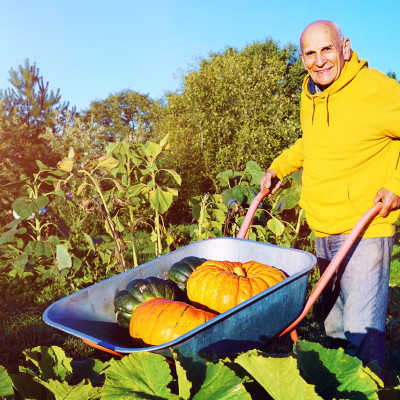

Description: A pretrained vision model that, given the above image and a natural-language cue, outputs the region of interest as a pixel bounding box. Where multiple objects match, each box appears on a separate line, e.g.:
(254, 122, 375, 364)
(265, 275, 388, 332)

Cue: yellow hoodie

(269, 52, 400, 237)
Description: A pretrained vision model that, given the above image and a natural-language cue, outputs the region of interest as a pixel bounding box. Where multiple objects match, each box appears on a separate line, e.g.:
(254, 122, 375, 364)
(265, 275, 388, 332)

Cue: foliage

(40, 111, 109, 162)
(387, 70, 399, 82)
(1, 341, 399, 399)
(162, 39, 306, 199)
(189, 161, 267, 240)
(267, 171, 313, 250)
(56, 147, 131, 272)
(0, 59, 75, 175)
(189, 193, 227, 240)
(0, 59, 76, 226)
(6, 345, 109, 399)
(189, 161, 312, 251)
(0, 102, 31, 226)
(109, 134, 181, 258)
(0, 159, 117, 285)
(0, 132, 180, 287)
(82, 89, 157, 144)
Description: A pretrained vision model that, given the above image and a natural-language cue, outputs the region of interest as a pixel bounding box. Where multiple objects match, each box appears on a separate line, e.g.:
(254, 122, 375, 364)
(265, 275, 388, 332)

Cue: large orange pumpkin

(187, 260, 287, 314)
(129, 298, 216, 346)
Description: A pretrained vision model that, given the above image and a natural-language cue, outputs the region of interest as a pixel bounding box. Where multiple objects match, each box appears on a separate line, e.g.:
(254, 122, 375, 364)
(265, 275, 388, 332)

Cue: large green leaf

(112, 214, 125, 232)
(222, 186, 254, 207)
(192, 360, 251, 400)
(25, 240, 49, 256)
(278, 190, 300, 211)
(235, 349, 322, 400)
(165, 186, 179, 198)
(191, 203, 201, 221)
(12, 197, 35, 219)
(35, 195, 49, 210)
(145, 142, 162, 159)
(213, 209, 227, 223)
(127, 183, 150, 198)
(34, 378, 99, 400)
(245, 160, 265, 187)
(97, 156, 119, 172)
(159, 133, 170, 148)
(294, 340, 381, 400)
(57, 157, 74, 172)
(0, 227, 18, 245)
(10, 372, 48, 399)
(23, 346, 73, 382)
(149, 187, 173, 214)
(13, 346, 110, 399)
(107, 142, 125, 156)
(12, 196, 49, 219)
(163, 169, 182, 185)
(13, 253, 29, 276)
(172, 352, 192, 400)
(36, 159, 54, 172)
(101, 352, 172, 399)
(216, 169, 234, 187)
(71, 358, 110, 386)
(267, 217, 285, 236)
(84, 233, 96, 251)
(56, 245, 72, 271)
(0, 366, 14, 398)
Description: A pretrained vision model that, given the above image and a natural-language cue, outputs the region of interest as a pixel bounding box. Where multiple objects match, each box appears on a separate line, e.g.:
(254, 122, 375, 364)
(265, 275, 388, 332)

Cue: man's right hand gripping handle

(260, 169, 282, 195)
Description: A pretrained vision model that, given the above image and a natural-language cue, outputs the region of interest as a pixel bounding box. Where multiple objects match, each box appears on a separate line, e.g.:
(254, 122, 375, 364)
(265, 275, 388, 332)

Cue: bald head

(299, 20, 351, 87)
(300, 20, 344, 53)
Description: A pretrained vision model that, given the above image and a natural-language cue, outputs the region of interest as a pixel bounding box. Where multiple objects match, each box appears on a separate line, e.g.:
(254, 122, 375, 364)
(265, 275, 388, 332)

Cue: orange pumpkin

(129, 298, 216, 345)
(187, 260, 286, 314)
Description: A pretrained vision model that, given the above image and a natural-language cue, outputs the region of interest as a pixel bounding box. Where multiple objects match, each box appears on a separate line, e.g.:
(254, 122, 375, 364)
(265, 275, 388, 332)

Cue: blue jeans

(316, 236, 393, 369)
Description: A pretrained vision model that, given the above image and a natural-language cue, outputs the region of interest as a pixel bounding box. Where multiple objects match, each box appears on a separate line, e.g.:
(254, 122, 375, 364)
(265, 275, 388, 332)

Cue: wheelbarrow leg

(82, 339, 123, 357)
(290, 329, 299, 342)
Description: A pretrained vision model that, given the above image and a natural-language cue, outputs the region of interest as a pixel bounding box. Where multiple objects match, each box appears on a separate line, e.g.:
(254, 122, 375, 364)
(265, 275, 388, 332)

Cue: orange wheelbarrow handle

(279, 201, 382, 337)
(237, 187, 383, 339)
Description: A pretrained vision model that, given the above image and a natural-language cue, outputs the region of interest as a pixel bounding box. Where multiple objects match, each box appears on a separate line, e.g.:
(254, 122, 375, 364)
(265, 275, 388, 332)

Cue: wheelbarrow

(42, 188, 382, 360)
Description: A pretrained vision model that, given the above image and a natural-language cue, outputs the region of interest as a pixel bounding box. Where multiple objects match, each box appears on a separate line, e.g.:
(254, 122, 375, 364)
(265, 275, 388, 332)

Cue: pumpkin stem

(233, 266, 246, 277)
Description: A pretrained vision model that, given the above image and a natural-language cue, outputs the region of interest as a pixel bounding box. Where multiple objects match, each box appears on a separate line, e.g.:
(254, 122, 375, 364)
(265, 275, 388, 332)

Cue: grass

(390, 244, 400, 285)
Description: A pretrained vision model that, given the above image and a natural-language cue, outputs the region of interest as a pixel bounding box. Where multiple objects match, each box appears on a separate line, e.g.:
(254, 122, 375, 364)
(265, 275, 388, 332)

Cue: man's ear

(343, 38, 351, 61)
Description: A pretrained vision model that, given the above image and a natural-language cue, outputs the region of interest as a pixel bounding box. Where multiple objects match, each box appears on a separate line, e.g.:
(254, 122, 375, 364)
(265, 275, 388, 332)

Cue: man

(261, 20, 400, 370)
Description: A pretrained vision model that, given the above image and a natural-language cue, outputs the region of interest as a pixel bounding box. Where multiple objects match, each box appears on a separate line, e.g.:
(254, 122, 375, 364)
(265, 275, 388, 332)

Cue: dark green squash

(114, 276, 182, 328)
(167, 256, 207, 292)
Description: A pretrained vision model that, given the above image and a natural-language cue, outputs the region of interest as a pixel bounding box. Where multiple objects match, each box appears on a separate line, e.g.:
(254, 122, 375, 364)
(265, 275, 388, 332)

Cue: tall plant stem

(82, 170, 126, 272)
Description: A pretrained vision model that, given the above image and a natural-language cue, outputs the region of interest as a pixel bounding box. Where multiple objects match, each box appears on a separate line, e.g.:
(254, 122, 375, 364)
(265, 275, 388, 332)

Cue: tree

(0, 59, 76, 225)
(161, 39, 306, 198)
(387, 70, 399, 82)
(0, 59, 75, 174)
(82, 89, 157, 144)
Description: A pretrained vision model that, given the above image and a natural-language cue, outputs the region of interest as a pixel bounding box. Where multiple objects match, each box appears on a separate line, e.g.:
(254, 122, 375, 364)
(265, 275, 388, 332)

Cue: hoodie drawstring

(326, 92, 330, 126)
(311, 94, 330, 126)
(311, 98, 316, 124)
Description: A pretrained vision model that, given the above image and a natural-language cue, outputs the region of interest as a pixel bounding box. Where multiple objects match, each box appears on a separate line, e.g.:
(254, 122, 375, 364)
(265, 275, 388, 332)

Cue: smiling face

(300, 21, 351, 88)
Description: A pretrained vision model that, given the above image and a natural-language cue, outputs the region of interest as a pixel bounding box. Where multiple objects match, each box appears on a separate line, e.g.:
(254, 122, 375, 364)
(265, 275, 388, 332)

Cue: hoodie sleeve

(269, 138, 304, 181)
(379, 75, 400, 196)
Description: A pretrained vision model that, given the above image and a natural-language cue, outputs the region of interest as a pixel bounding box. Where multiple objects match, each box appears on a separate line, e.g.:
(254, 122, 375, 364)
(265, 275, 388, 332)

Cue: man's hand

(373, 188, 400, 217)
(260, 169, 281, 195)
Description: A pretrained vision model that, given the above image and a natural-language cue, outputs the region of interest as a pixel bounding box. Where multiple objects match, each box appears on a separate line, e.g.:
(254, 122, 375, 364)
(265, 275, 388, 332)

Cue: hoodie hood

(302, 51, 368, 125)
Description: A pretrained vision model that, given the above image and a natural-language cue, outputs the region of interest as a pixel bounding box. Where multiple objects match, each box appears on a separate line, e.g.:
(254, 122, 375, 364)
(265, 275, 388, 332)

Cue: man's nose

(315, 52, 326, 66)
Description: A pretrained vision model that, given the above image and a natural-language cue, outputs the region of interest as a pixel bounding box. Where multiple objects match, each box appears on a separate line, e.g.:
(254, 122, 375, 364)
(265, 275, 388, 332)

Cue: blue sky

(1, 0, 399, 111)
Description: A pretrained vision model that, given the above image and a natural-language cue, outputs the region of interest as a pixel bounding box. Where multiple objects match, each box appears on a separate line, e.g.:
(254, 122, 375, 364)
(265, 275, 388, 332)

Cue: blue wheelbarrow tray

(43, 237, 316, 360)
